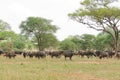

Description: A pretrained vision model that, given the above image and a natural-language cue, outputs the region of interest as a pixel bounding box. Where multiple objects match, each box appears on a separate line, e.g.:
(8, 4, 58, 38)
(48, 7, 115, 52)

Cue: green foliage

(19, 17, 59, 51)
(24, 40, 35, 50)
(68, 0, 120, 29)
(32, 33, 59, 50)
(0, 19, 11, 31)
(59, 33, 116, 51)
(59, 38, 77, 50)
(0, 41, 10, 51)
(59, 34, 95, 50)
(19, 17, 58, 36)
(69, 0, 120, 55)
(0, 31, 16, 40)
(70, 35, 82, 50)
(94, 32, 116, 50)
(79, 34, 95, 50)
(13, 35, 26, 50)
(0, 31, 26, 51)
(80, 0, 118, 9)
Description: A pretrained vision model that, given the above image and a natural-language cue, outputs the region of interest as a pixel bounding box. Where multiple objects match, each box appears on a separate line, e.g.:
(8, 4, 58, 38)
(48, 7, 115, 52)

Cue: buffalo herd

(0, 50, 118, 60)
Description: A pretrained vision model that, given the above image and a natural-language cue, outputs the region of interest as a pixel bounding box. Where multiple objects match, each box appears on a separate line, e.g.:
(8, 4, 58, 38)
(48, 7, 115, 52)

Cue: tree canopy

(19, 17, 59, 51)
(0, 19, 11, 31)
(0, 31, 26, 51)
(69, 0, 120, 56)
(59, 34, 95, 50)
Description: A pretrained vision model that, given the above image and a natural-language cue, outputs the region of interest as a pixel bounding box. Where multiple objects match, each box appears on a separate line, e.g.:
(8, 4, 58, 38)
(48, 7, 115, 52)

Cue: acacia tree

(19, 17, 59, 51)
(69, 0, 120, 56)
(32, 33, 59, 50)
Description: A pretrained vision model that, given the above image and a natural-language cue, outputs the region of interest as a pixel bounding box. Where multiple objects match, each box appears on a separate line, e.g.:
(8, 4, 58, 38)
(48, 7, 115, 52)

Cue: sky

(0, 0, 119, 41)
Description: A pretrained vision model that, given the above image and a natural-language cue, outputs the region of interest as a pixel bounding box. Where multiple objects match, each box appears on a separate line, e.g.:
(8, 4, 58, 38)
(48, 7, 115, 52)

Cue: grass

(0, 55, 120, 80)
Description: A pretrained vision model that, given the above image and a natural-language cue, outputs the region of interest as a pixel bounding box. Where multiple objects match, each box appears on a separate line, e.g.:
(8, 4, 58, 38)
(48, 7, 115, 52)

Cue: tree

(13, 34, 26, 50)
(24, 40, 35, 50)
(79, 34, 95, 50)
(69, 0, 120, 56)
(0, 31, 16, 40)
(0, 19, 11, 40)
(32, 33, 59, 50)
(0, 19, 11, 31)
(59, 34, 95, 50)
(0, 31, 15, 51)
(0, 31, 26, 51)
(19, 17, 59, 51)
(70, 35, 82, 50)
(59, 37, 77, 50)
(95, 32, 113, 50)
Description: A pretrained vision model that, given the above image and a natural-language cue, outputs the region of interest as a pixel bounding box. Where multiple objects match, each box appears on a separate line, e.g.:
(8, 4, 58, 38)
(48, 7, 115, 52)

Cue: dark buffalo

(4, 53, 16, 59)
(15, 51, 23, 55)
(78, 50, 95, 58)
(0, 50, 4, 55)
(107, 51, 115, 58)
(95, 50, 115, 59)
(99, 51, 109, 59)
(23, 52, 28, 58)
(77, 50, 84, 57)
(63, 50, 74, 60)
(85, 50, 96, 58)
(35, 51, 46, 59)
(27, 52, 35, 58)
(94, 50, 102, 57)
(49, 51, 63, 58)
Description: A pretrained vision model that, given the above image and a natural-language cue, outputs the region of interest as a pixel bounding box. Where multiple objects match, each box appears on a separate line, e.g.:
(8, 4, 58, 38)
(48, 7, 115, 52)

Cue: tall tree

(69, 0, 120, 56)
(32, 33, 59, 50)
(19, 17, 59, 51)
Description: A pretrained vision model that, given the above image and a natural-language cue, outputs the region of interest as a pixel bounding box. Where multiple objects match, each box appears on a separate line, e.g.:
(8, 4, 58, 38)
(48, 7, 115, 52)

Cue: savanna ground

(0, 55, 120, 80)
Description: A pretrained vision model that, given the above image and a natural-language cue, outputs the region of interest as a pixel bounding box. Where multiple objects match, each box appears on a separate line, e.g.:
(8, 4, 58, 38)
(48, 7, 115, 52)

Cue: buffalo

(78, 50, 95, 58)
(35, 51, 46, 59)
(63, 50, 74, 60)
(4, 52, 16, 59)
(48, 51, 63, 58)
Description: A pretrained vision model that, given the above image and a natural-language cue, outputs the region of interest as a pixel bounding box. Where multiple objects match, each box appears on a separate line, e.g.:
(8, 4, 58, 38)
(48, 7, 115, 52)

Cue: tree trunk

(114, 37, 119, 58)
(36, 37, 41, 51)
(38, 40, 40, 51)
(113, 29, 119, 58)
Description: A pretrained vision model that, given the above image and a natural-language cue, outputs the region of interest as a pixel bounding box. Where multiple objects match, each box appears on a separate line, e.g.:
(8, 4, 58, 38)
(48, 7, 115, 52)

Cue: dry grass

(0, 55, 120, 80)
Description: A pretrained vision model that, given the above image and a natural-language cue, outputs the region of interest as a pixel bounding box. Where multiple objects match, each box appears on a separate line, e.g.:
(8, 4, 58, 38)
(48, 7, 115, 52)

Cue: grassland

(0, 55, 120, 80)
